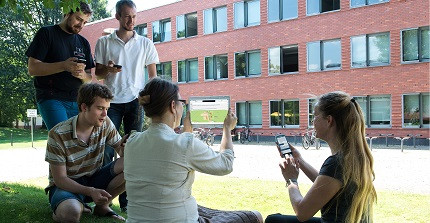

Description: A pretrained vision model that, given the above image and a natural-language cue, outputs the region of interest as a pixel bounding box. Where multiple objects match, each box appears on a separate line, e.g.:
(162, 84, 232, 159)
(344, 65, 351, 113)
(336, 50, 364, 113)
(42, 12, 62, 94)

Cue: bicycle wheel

(247, 132, 252, 142)
(302, 136, 310, 149)
(206, 135, 214, 146)
(239, 132, 246, 144)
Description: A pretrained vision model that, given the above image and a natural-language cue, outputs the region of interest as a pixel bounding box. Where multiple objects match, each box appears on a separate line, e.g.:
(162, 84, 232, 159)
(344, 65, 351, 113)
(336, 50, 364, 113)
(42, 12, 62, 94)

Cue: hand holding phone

(113, 64, 122, 69)
(275, 134, 292, 158)
(76, 58, 86, 64)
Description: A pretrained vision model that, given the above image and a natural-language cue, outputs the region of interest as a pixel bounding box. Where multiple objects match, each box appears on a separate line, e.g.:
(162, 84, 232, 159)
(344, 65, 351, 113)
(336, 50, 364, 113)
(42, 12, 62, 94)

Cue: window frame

(204, 54, 228, 81)
(350, 32, 391, 68)
(134, 23, 147, 37)
(350, 0, 389, 8)
(156, 61, 172, 81)
(235, 50, 262, 78)
(236, 101, 263, 128)
(234, 0, 261, 29)
(307, 39, 342, 72)
(306, 0, 340, 16)
(177, 58, 199, 83)
(269, 99, 300, 128)
(353, 95, 392, 128)
(204, 6, 228, 34)
(267, 0, 298, 23)
(268, 44, 299, 75)
(152, 19, 171, 43)
(401, 26, 430, 64)
(307, 98, 316, 128)
(402, 93, 430, 128)
(176, 12, 198, 39)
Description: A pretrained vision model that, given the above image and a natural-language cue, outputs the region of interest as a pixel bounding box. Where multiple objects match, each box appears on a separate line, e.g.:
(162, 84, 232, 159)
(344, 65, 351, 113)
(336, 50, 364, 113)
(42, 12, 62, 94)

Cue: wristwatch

(286, 179, 298, 187)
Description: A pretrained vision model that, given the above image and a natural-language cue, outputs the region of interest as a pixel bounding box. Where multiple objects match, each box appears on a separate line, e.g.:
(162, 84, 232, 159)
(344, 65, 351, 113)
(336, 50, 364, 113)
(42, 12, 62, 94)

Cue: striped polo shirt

(45, 115, 122, 188)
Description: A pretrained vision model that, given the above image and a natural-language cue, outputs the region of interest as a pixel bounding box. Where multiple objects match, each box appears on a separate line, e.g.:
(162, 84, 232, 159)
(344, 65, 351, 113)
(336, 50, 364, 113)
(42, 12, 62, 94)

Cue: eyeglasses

(178, 99, 187, 106)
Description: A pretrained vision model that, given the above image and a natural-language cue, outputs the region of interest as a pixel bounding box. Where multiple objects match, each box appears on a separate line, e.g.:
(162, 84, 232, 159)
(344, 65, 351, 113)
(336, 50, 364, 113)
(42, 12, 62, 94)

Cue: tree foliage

(0, 0, 110, 127)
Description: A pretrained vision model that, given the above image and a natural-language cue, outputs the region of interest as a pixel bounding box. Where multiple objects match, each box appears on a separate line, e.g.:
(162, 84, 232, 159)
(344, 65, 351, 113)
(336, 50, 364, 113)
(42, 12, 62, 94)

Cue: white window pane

(307, 42, 320, 71)
(248, 51, 261, 75)
(189, 60, 198, 81)
(308, 99, 316, 127)
(177, 15, 185, 38)
(162, 21, 171, 42)
(368, 0, 389, 5)
(268, 0, 279, 22)
(216, 7, 228, 32)
(323, 39, 341, 69)
(307, 0, 320, 15)
(249, 102, 262, 125)
(403, 95, 420, 126)
(369, 33, 390, 65)
(204, 9, 213, 34)
(351, 0, 366, 7)
(283, 0, 298, 19)
(269, 47, 281, 74)
(402, 29, 418, 62)
(352, 36, 367, 67)
(370, 96, 390, 125)
(247, 0, 260, 26)
(205, 57, 214, 79)
(234, 2, 245, 29)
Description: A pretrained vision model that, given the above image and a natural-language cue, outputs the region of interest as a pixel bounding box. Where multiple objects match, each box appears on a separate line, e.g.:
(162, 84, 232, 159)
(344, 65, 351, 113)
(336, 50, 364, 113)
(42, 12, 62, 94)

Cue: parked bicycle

(193, 127, 215, 146)
(302, 129, 321, 150)
(239, 126, 253, 144)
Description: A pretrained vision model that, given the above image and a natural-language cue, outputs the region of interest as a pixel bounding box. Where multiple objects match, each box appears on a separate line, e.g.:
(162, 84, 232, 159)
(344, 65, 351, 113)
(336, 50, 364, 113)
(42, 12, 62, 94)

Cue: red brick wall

(80, 0, 430, 138)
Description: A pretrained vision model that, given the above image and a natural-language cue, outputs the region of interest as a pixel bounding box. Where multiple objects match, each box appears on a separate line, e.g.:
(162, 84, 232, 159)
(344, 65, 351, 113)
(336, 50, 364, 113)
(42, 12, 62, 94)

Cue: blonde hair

(317, 91, 377, 223)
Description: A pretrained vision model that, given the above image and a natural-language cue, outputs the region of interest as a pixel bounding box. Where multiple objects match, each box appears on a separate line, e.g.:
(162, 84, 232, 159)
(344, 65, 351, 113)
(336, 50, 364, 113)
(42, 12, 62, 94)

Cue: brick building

(80, 0, 430, 142)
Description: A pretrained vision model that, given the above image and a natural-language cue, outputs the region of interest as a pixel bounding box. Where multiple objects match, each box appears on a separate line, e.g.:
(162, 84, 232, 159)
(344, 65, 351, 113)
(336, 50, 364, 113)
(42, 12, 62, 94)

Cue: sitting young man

(44, 83, 127, 222)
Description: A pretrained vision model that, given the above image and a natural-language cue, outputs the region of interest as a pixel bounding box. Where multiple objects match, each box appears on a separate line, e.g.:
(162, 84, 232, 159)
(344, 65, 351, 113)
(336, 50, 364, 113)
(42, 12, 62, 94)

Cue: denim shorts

(47, 160, 117, 212)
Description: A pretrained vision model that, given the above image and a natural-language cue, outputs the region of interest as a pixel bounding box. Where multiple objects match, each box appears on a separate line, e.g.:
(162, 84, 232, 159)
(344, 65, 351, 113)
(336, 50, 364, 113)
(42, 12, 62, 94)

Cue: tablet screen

(189, 96, 229, 125)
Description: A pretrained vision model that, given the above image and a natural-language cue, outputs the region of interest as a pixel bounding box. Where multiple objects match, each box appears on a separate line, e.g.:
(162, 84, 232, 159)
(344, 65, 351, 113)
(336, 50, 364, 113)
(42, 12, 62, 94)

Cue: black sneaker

(120, 206, 127, 213)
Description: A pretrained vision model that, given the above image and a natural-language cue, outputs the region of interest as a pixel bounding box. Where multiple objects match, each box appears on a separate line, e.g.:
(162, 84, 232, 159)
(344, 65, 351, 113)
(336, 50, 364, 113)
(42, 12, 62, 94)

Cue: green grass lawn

(1, 175, 429, 222)
(0, 127, 48, 150)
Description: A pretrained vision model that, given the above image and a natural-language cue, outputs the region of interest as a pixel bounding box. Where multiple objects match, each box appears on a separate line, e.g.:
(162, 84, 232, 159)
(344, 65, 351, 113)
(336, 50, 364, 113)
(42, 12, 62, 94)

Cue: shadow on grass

(0, 183, 125, 223)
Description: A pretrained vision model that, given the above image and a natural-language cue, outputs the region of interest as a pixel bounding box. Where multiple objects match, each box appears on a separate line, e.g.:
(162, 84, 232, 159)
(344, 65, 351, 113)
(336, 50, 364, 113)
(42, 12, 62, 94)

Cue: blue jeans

(37, 99, 79, 130)
(265, 214, 321, 223)
(47, 160, 117, 212)
(104, 98, 142, 208)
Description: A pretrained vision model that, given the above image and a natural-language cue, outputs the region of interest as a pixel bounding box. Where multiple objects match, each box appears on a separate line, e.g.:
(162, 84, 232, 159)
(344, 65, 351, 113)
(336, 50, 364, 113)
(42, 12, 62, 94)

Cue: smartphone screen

(276, 135, 292, 157)
(77, 58, 86, 64)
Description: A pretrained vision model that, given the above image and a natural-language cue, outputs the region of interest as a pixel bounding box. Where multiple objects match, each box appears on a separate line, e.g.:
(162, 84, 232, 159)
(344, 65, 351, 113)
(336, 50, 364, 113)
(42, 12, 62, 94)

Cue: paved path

(1, 144, 429, 194)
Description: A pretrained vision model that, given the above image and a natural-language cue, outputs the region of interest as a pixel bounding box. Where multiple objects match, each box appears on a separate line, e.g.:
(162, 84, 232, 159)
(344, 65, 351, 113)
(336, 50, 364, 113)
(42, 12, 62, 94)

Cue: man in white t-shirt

(94, 0, 159, 212)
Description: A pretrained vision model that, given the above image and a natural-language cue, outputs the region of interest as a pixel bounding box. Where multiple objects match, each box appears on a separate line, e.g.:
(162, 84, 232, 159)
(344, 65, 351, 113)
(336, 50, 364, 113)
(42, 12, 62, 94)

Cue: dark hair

(138, 78, 179, 117)
(77, 83, 113, 112)
(68, 2, 93, 15)
(116, 0, 136, 16)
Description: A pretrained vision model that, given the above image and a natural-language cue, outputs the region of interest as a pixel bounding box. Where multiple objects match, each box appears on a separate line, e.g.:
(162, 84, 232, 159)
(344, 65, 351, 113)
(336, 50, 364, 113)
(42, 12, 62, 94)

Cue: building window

(351, 32, 390, 67)
(234, 0, 260, 29)
(156, 62, 172, 81)
(307, 0, 340, 15)
(403, 93, 430, 128)
(270, 100, 300, 127)
(236, 101, 262, 127)
(204, 6, 227, 34)
(152, 19, 171, 43)
(353, 95, 391, 127)
(402, 26, 429, 63)
(235, 50, 261, 77)
(178, 59, 198, 83)
(307, 39, 341, 72)
(269, 45, 298, 74)
(177, 12, 197, 39)
(351, 0, 389, 8)
(205, 54, 228, 80)
(268, 0, 298, 22)
(308, 98, 316, 127)
(134, 23, 147, 37)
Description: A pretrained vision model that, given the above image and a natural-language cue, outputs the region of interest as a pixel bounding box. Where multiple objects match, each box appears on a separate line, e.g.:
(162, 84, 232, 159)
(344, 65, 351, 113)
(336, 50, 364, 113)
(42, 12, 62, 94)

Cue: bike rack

(407, 134, 422, 148)
(254, 132, 263, 143)
(290, 132, 301, 145)
(365, 135, 378, 151)
(394, 136, 410, 152)
(379, 133, 394, 147)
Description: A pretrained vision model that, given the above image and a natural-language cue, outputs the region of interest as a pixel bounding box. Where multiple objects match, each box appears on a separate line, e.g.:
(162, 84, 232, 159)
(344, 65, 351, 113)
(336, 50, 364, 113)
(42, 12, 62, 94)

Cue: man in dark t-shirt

(26, 2, 95, 130)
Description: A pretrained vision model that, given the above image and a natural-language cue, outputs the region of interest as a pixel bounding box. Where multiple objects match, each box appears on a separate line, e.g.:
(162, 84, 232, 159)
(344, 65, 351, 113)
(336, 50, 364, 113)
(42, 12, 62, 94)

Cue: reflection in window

(235, 50, 261, 77)
(156, 62, 172, 81)
(234, 0, 260, 29)
(268, 0, 297, 22)
(204, 6, 227, 34)
(307, 0, 339, 15)
(134, 23, 147, 37)
(237, 101, 262, 126)
(152, 19, 171, 43)
(205, 54, 228, 80)
(269, 45, 298, 74)
(177, 12, 197, 39)
(307, 39, 341, 72)
(178, 59, 198, 83)
(403, 93, 430, 127)
(308, 98, 316, 127)
(351, 32, 390, 67)
(351, 0, 389, 8)
(370, 96, 391, 126)
(402, 26, 429, 62)
(270, 100, 300, 127)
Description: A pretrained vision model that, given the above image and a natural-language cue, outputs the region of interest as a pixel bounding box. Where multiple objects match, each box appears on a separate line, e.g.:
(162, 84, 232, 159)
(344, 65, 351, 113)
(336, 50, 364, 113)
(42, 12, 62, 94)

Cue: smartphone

(76, 58, 86, 64)
(276, 134, 292, 157)
(113, 64, 122, 69)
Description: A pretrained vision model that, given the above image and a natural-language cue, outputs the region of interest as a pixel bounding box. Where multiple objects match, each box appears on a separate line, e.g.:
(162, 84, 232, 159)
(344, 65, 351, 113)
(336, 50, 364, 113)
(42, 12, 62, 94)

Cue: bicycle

(239, 126, 253, 144)
(193, 127, 215, 146)
(302, 129, 321, 150)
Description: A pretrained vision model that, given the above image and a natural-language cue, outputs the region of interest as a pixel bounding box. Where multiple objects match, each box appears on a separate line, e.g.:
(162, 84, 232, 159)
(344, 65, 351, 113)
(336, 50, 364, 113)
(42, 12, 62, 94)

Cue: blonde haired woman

(266, 91, 376, 223)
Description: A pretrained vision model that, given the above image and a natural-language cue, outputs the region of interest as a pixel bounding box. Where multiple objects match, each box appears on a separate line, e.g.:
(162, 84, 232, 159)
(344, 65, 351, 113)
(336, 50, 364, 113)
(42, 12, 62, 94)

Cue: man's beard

(66, 18, 81, 34)
(122, 24, 134, 32)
